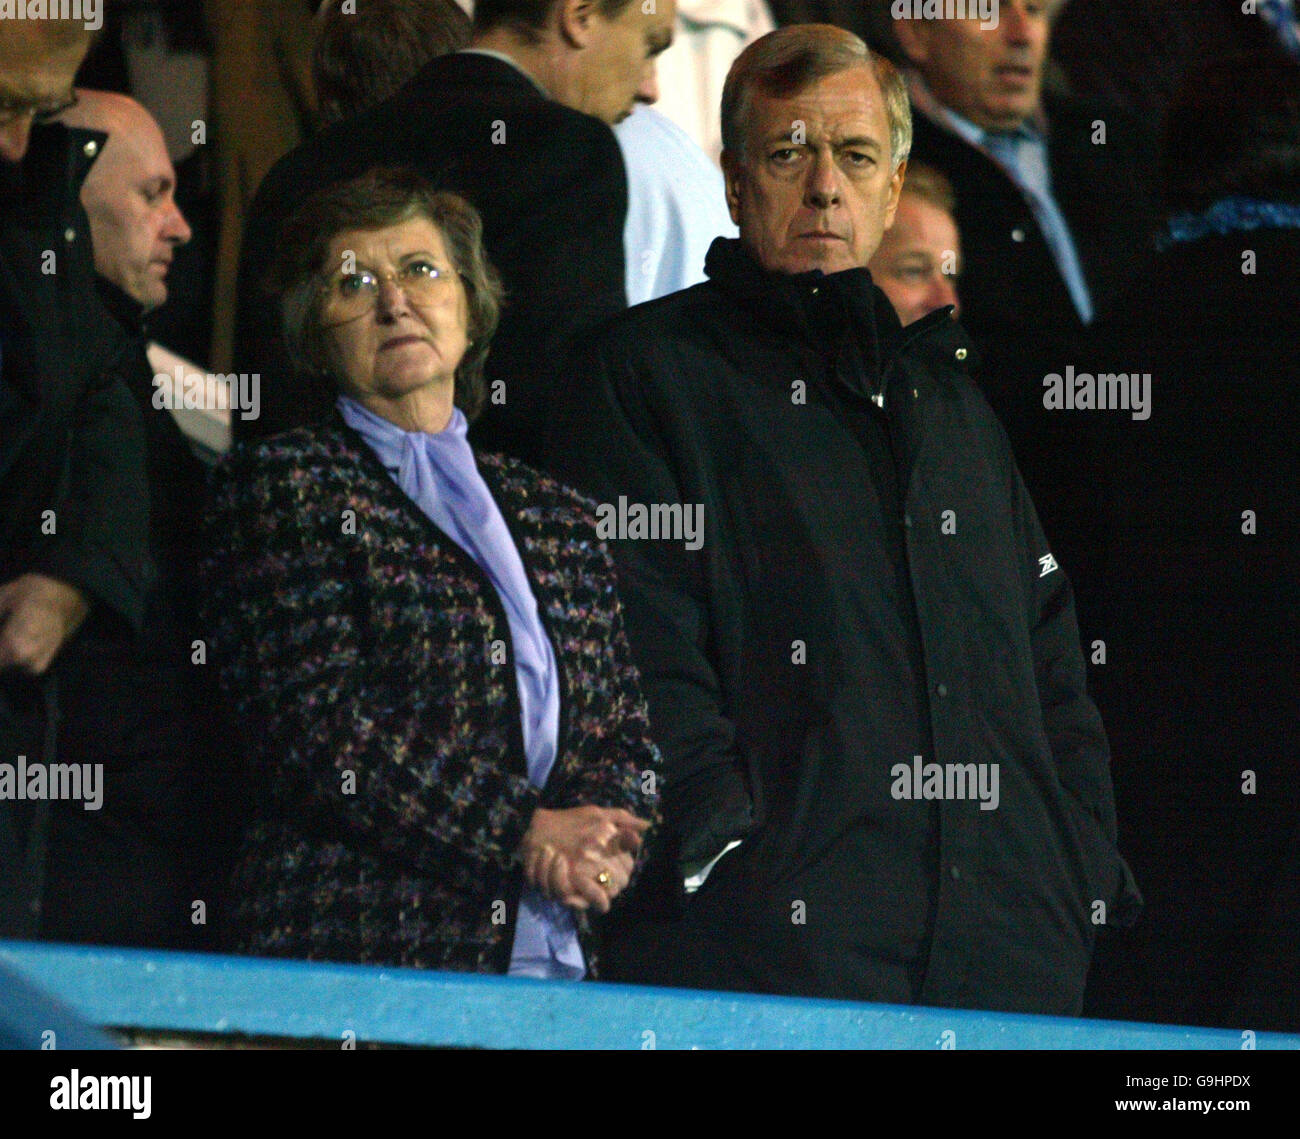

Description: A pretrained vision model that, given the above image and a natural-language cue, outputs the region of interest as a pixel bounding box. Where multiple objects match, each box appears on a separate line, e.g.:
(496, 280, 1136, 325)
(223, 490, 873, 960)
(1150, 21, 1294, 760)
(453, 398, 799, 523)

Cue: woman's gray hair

(268, 166, 504, 422)
(721, 24, 912, 171)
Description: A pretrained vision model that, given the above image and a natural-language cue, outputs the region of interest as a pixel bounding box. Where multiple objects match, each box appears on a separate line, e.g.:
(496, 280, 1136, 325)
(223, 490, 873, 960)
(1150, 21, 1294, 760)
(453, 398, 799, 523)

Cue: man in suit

(888, 0, 1155, 571)
(0, 17, 152, 937)
(890, 0, 1155, 338)
(234, 0, 677, 466)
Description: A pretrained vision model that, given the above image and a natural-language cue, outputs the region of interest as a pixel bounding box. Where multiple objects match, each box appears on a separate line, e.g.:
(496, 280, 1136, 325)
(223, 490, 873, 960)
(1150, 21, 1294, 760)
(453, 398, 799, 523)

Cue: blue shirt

(614, 105, 738, 305)
(907, 72, 1095, 325)
(1260, 0, 1300, 61)
(339, 396, 583, 980)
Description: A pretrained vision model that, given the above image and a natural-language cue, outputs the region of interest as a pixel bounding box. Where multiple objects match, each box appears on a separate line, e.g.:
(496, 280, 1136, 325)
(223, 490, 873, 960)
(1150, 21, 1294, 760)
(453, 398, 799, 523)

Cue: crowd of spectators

(1, 0, 1296, 1034)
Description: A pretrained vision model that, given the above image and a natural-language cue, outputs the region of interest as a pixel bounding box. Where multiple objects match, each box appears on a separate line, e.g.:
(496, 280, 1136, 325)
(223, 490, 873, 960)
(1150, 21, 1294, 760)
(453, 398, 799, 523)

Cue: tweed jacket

(200, 415, 660, 974)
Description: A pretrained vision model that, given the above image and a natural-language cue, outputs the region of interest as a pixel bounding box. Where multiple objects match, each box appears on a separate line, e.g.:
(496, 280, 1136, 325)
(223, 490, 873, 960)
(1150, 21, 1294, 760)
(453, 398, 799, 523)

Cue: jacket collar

(456, 49, 549, 98)
(703, 238, 978, 405)
(703, 236, 907, 395)
(0, 122, 106, 224)
(409, 49, 552, 102)
(94, 273, 148, 339)
(704, 237, 898, 348)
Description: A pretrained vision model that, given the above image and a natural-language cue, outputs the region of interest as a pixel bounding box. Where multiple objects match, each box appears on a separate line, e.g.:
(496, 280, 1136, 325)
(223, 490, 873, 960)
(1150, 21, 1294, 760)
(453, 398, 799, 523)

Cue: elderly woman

(201, 166, 657, 977)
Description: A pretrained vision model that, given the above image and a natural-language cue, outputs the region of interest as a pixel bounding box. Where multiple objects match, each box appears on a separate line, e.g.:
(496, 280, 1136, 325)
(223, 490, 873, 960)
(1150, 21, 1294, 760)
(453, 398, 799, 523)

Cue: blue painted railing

(2, 940, 1296, 1049)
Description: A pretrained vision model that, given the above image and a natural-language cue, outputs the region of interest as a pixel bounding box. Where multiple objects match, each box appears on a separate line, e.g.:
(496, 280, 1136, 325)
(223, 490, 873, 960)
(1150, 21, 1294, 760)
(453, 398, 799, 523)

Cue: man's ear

(884, 159, 907, 230)
(892, 19, 928, 67)
(721, 149, 745, 228)
(557, 0, 599, 50)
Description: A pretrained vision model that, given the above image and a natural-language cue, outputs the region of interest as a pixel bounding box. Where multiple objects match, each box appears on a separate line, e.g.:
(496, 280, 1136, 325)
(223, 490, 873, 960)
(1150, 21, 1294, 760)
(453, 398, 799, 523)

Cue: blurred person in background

(890, 0, 1152, 342)
(312, 0, 472, 128)
(1077, 56, 1300, 1033)
(888, 0, 1155, 610)
(330, 0, 732, 309)
(867, 161, 961, 325)
(202, 168, 658, 975)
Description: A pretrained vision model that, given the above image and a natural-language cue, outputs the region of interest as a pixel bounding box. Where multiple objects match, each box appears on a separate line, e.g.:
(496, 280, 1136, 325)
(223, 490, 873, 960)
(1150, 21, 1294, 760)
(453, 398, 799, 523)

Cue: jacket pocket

(1061, 792, 1144, 931)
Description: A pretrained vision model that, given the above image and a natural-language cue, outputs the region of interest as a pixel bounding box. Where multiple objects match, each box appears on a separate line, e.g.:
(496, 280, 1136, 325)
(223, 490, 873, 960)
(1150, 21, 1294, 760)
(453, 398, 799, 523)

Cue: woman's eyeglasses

(320, 260, 457, 323)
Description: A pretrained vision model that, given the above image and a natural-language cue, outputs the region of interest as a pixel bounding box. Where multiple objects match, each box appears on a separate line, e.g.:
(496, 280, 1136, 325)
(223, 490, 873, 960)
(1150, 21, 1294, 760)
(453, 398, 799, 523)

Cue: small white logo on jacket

(1038, 553, 1059, 578)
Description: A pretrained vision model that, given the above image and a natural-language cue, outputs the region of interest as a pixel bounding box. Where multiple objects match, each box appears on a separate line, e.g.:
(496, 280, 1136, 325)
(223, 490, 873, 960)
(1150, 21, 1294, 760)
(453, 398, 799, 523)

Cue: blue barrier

(2, 940, 1297, 1049)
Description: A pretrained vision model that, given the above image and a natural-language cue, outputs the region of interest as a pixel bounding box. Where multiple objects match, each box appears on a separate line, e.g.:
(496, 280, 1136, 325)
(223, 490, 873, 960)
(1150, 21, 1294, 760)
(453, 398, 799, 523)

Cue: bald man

(61, 90, 192, 312)
(62, 91, 227, 458)
(27, 90, 234, 952)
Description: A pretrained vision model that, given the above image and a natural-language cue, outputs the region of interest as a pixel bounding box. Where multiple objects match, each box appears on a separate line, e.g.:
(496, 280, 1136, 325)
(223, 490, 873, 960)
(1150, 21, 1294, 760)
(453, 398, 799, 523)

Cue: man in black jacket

(0, 18, 152, 937)
(234, 0, 676, 466)
(550, 25, 1139, 1013)
(43, 89, 235, 950)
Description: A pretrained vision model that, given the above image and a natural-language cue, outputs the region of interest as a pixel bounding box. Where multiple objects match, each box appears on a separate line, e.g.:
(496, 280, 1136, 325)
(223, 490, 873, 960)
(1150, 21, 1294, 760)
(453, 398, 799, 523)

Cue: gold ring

(596, 869, 612, 887)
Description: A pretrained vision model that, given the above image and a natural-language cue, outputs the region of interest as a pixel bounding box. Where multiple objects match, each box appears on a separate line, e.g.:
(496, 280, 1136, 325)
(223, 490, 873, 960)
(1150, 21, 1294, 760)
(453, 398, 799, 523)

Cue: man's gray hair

(721, 24, 912, 170)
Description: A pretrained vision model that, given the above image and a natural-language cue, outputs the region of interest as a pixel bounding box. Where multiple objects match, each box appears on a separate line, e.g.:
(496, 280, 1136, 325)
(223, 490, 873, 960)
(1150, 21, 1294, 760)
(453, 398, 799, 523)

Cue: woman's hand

(520, 806, 650, 914)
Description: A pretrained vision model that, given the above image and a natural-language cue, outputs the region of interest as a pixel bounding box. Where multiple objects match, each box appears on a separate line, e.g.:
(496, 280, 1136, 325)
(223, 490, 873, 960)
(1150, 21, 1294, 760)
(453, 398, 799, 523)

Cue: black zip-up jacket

(549, 238, 1141, 1013)
(0, 124, 152, 626)
(0, 122, 152, 938)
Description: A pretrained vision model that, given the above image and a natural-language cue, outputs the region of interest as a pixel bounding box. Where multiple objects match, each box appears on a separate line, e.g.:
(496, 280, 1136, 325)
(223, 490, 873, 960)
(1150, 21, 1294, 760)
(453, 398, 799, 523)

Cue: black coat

(0, 123, 152, 937)
(907, 93, 1157, 347)
(905, 95, 1158, 575)
(549, 238, 1140, 1013)
(1073, 224, 1300, 1030)
(0, 124, 151, 629)
(41, 277, 237, 951)
(233, 51, 628, 467)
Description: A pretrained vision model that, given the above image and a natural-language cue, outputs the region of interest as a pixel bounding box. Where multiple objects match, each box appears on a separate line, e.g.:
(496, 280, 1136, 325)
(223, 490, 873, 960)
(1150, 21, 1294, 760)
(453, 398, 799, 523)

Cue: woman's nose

(374, 276, 409, 318)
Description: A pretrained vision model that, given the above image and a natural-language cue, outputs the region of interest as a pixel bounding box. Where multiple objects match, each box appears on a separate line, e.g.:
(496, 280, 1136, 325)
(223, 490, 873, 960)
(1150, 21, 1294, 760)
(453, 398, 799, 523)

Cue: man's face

(0, 25, 88, 164)
(723, 66, 905, 276)
(574, 0, 676, 124)
(868, 191, 961, 326)
(896, 1, 1051, 131)
(79, 113, 191, 310)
